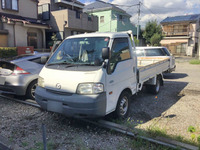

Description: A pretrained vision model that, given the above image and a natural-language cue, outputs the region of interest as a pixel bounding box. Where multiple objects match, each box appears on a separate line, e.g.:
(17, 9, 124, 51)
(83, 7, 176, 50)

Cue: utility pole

(137, 1, 141, 40)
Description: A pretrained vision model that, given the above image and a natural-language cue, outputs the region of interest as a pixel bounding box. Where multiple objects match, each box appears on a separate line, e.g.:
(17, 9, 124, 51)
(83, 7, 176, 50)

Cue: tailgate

(137, 57, 170, 83)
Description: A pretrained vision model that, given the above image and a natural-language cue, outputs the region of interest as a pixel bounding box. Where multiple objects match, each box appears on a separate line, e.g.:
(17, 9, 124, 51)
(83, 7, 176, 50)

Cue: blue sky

(80, 0, 200, 27)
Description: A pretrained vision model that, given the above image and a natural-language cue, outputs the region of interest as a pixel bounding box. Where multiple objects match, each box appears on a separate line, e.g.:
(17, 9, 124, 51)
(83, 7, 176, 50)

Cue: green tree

(150, 33, 162, 46)
(143, 20, 163, 46)
(134, 36, 139, 46)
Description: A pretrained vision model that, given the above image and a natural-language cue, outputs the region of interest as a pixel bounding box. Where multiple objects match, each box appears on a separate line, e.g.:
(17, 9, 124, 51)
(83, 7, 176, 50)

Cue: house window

(100, 16, 104, 23)
(1, 0, 18, 11)
(27, 32, 37, 49)
(76, 10, 81, 19)
(173, 25, 188, 33)
(176, 43, 186, 54)
(38, 4, 50, 20)
(119, 15, 122, 21)
(88, 15, 92, 21)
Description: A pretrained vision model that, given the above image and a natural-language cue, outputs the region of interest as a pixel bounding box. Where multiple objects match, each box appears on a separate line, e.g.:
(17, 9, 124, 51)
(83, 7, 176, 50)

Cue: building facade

(38, 0, 98, 47)
(160, 14, 200, 56)
(84, 0, 137, 35)
(0, 0, 49, 48)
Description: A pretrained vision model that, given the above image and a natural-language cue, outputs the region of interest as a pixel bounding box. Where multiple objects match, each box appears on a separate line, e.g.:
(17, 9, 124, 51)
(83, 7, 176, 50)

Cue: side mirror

(41, 56, 49, 64)
(102, 47, 110, 60)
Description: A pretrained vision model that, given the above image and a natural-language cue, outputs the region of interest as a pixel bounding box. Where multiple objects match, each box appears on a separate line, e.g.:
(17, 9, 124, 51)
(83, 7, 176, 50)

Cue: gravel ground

(129, 57, 200, 143)
(0, 98, 134, 150)
(0, 57, 199, 149)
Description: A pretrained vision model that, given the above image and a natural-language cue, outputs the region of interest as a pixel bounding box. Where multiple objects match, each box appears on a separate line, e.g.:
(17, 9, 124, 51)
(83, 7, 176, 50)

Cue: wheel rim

(156, 80, 160, 92)
(31, 83, 37, 99)
(119, 96, 128, 116)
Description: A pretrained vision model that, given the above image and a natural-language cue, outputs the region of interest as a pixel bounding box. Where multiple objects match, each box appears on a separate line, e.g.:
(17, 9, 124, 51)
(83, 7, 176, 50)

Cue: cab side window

(109, 38, 131, 73)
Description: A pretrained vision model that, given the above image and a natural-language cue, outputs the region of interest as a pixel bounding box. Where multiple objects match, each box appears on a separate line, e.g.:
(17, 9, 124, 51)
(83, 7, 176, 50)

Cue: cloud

(83, 0, 200, 27)
(110, 0, 200, 27)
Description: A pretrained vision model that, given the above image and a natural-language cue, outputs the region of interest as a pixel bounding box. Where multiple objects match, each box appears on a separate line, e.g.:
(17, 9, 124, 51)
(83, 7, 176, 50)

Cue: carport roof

(161, 14, 200, 24)
(0, 12, 50, 28)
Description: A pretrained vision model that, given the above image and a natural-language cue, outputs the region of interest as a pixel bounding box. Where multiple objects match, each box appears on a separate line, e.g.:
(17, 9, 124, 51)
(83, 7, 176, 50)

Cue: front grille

(46, 89, 73, 96)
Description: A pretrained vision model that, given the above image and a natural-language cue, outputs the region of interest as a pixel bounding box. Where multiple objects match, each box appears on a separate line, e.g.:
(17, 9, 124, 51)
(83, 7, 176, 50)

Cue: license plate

(47, 101, 62, 113)
(0, 77, 5, 85)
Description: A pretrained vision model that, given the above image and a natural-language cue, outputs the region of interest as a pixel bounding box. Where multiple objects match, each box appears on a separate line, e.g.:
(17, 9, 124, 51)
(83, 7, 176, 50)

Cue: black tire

(146, 77, 161, 94)
(26, 80, 37, 100)
(114, 91, 131, 119)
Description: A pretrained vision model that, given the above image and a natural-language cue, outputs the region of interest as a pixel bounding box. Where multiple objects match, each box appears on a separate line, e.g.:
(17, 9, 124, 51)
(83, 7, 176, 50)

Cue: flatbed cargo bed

(137, 57, 170, 83)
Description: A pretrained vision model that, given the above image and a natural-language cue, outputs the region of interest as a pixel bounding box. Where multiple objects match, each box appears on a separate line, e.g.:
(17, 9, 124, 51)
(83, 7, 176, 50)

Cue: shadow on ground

(129, 80, 188, 124)
(163, 73, 188, 79)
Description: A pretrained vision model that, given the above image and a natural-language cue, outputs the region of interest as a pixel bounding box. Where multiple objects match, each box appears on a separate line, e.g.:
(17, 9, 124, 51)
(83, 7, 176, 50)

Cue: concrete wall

(47, 9, 98, 37)
(0, 0, 38, 19)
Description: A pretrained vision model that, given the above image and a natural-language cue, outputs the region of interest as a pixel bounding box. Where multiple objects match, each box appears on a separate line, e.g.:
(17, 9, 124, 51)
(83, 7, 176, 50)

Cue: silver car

(0, 52, 49, 100)
(135, 46, 176, 73)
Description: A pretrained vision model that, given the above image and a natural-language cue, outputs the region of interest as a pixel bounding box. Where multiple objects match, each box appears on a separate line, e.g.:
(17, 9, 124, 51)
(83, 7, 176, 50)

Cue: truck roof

(136, 46, 165, 49)
(66, 32, 130, 39)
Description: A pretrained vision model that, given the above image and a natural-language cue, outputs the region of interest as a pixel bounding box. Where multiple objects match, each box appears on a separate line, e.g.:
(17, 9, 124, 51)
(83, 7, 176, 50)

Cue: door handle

(109, 80, 114, 84)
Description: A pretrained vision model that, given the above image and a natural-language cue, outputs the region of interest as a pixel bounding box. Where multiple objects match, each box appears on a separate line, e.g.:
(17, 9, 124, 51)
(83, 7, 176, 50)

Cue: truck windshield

(47, 37, 110, 66)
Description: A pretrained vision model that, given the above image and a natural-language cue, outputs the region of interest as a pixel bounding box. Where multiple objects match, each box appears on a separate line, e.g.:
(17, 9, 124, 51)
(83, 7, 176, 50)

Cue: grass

(189, 59, 200, 64)
(129, 138, 177, 150)
(30, 142, 58, 150)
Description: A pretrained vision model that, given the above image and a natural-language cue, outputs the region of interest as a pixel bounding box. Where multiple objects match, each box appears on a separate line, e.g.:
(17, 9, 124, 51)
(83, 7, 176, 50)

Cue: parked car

(0, 52, 49, 100)
(135, 47, 176, 73)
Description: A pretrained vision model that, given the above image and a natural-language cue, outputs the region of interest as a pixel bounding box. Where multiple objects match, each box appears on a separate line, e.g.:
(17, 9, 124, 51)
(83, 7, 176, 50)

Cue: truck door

(106, 38, 137, 114)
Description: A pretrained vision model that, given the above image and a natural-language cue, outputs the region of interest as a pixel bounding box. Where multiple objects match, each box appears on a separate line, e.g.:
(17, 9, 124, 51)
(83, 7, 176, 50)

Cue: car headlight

(38, 76, 44, 88)
(77, 83, 104, 94)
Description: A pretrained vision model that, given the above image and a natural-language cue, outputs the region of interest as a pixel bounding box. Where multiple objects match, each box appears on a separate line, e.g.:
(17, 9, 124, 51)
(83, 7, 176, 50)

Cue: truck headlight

(38, 76, 44, 88)
(77, 83, 104, 94)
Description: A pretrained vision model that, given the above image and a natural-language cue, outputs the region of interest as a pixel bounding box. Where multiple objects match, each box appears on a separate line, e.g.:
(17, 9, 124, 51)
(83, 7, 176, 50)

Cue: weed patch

(189, 59, 200, 65)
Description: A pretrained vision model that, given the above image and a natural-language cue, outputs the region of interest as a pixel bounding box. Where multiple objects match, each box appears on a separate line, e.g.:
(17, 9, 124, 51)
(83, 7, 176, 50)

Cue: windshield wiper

(65, 64, 95, 68)
(47, 62, 71, 66)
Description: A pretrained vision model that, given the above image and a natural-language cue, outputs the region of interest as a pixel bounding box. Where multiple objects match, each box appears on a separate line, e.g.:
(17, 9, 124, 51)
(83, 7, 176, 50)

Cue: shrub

(0, 47, 17, 59)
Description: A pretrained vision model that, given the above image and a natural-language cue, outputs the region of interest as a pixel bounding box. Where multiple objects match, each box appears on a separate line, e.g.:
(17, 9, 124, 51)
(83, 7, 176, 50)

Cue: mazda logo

(56, 83, 61, 89)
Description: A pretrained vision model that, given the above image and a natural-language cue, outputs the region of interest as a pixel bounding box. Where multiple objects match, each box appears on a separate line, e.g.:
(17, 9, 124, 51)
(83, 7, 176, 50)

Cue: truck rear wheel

(146, 77, 160, 94)
(115, 91, 131, 119)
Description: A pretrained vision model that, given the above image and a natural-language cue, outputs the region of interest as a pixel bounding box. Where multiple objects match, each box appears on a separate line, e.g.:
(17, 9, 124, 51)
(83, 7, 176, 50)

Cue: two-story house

(160, 14, 200, 56)
(84, 0, 137, 35)
(38, 0, 98, 47)
(0, 0, 49, 48)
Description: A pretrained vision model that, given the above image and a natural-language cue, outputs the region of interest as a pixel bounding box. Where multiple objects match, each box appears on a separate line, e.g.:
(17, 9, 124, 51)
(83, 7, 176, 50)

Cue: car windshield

(135, 49, 145, 56)
(145, 48, 166, 56)
(47, 37, 110, 66)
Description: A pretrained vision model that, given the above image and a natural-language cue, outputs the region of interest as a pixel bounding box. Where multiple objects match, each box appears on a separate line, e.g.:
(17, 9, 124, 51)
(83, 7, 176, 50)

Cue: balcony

(163, 31, 190, 36)
(49, 9, 98, 32)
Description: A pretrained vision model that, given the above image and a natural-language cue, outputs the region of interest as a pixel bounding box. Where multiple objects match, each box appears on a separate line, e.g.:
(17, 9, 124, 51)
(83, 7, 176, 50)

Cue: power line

(141, 3, 163, 20)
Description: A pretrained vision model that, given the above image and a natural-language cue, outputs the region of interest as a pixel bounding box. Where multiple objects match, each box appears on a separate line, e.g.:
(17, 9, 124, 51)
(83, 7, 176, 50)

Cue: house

(0, 0, 49, 48)
(160, 14, 200, 56)
(38, 0, 98, 47)
(83, 0, 137, 35)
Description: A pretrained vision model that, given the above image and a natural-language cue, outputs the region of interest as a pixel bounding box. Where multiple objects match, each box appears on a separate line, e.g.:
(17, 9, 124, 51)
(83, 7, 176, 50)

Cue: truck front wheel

(115, 91, 131, 119)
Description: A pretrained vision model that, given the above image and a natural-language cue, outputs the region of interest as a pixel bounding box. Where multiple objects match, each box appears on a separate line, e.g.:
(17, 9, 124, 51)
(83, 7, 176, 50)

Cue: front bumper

(35, 86, 107, 118)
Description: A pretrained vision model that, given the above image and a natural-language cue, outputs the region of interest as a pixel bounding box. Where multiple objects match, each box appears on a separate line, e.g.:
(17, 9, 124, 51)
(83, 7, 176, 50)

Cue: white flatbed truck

(35, 31, 170, 118)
